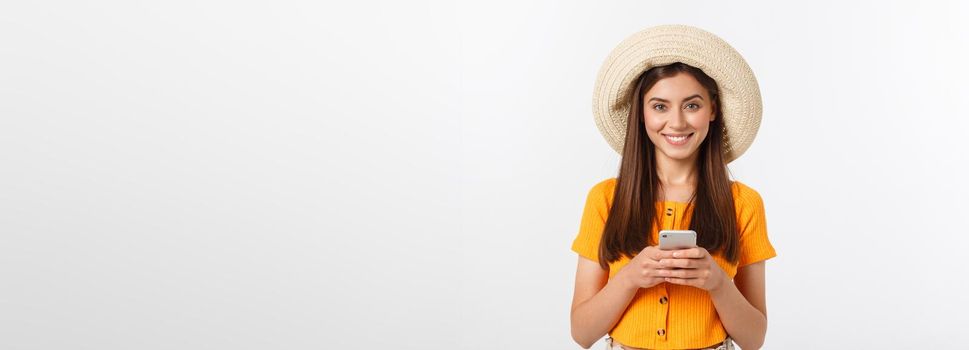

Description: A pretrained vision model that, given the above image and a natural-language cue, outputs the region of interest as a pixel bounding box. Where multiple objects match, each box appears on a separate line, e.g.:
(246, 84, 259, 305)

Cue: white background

(2, 1, 967, 349)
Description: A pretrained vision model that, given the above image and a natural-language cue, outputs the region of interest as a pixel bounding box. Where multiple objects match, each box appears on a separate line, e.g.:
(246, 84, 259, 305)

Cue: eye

(652, 104, 666, 111)
(686, 103, 700, 110)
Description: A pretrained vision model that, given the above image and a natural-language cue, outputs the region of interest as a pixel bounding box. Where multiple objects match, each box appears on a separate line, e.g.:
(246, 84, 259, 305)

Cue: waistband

(605, 336, 734, 350)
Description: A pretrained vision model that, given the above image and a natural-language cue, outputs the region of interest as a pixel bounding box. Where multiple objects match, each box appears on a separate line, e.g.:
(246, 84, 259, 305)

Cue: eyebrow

(647, 94, 704, 103)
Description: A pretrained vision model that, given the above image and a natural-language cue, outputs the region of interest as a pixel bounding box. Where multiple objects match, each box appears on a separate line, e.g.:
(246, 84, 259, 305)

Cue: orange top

(571, 178, 777, 349)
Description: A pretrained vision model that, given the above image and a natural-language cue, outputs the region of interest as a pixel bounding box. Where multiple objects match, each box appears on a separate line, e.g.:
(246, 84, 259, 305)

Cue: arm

(709, 261, 768, 350)
(658, 248, 770, 349)
(570, 256, 638, 349)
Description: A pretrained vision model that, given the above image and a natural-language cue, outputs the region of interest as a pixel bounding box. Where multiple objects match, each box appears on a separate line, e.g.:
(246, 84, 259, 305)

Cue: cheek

(642, 113, 664, 133)
(687, 116, 712, 134)
(692, 126, 713, 145)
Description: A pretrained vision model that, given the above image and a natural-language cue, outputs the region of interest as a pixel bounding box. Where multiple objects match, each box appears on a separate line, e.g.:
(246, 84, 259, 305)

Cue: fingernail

(673, 252, 679, 258)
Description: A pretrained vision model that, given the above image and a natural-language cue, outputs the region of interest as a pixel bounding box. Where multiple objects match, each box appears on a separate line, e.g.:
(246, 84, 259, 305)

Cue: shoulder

(731, 180, 765, 208)
(590, 177, 617, 193)
(585, 177, 618, 206)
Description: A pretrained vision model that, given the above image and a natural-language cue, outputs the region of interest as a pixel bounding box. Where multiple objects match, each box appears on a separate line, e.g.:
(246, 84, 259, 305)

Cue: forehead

(644, 73, 706, 99)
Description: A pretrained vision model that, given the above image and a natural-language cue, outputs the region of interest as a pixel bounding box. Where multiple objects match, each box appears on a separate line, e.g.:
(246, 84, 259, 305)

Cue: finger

(645, 248, 675, 260)
(659, 258, 699, 269)
(672, 248, 706, 259)
(664, 277, 700, 287)
(641, 259, 664, 269)
(658, 268, 700, 279)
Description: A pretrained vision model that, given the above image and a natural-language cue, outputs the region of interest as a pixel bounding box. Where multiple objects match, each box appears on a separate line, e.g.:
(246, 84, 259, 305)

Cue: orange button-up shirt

(571, 178, 777, 349)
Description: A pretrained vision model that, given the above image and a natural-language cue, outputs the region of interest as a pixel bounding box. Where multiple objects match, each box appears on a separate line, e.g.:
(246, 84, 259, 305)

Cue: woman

(570, 25, 777, 350)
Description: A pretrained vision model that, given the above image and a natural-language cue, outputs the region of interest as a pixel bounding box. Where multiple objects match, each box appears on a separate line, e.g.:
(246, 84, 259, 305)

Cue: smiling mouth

(662, 133, 694, 146)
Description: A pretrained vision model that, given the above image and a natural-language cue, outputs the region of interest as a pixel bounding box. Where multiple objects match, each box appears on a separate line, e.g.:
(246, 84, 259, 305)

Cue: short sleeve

(570, 180, 613, 263)
(734, 183, 777, 267)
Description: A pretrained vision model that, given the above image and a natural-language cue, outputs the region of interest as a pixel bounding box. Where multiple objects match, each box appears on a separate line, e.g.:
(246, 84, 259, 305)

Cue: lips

(662, 133, 694, 146)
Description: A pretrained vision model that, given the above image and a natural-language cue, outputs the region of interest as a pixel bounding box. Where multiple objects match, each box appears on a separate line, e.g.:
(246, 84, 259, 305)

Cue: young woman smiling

(570, 25, 777, 350)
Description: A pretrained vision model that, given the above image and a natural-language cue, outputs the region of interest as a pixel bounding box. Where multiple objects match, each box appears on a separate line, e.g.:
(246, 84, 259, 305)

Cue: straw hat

(592, 24, 762, 163)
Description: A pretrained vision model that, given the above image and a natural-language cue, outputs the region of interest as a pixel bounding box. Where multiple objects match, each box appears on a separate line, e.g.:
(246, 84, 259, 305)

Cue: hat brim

(592, 24, 762, 164)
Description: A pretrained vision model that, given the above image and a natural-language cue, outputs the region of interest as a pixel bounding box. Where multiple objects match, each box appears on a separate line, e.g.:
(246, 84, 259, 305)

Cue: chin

(658, 149, 699, 161)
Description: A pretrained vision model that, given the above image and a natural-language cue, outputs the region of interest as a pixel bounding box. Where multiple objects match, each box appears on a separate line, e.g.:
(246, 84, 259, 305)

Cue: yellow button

(657, 328, 666, 336)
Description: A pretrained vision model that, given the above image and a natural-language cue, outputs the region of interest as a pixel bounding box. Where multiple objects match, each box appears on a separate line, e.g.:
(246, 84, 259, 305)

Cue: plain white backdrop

(1, 1, 967, 349)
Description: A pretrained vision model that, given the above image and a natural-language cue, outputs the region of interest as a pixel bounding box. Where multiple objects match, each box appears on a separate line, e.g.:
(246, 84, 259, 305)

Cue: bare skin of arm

(569, 256, 636, 349)
(571, 247, 769, 349)
(570, 247, 669, 349)
(708, 261, 768, 350)
(659, 248, 769, 350)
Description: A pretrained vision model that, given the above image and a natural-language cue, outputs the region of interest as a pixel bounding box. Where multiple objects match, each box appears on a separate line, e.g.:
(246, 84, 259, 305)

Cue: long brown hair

(597, 62, 739, 270)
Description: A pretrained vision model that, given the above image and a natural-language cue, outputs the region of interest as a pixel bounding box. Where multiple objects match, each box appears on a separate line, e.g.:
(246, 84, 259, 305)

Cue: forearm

(709, 280, 767, 350)
(571, 275, 639, 349)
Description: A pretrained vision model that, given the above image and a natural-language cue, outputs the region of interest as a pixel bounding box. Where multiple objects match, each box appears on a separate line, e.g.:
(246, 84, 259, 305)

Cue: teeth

(665, 134, 689, 142)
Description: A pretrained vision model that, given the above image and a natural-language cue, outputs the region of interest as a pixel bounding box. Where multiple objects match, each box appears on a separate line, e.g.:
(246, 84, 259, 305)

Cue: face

(641, 72, 716, 162)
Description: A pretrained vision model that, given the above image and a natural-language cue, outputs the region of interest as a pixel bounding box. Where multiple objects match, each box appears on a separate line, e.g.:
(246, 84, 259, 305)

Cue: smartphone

(659, 230, 697, 250)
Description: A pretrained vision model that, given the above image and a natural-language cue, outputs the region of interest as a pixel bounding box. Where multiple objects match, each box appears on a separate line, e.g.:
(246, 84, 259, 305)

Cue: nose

(668, 109, 688, 129)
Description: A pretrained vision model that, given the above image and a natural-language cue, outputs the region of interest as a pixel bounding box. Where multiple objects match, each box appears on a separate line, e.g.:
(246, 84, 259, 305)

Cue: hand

(617, 246, 670, 291)
(655, 247, 728, 293)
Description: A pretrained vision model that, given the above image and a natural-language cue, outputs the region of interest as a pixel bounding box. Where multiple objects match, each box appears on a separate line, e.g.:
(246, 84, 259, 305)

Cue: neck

(655, 150, 699, 187)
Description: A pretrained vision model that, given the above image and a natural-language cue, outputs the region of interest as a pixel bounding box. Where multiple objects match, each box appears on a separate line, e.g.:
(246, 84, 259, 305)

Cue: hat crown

(592, 24, 762, 163)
